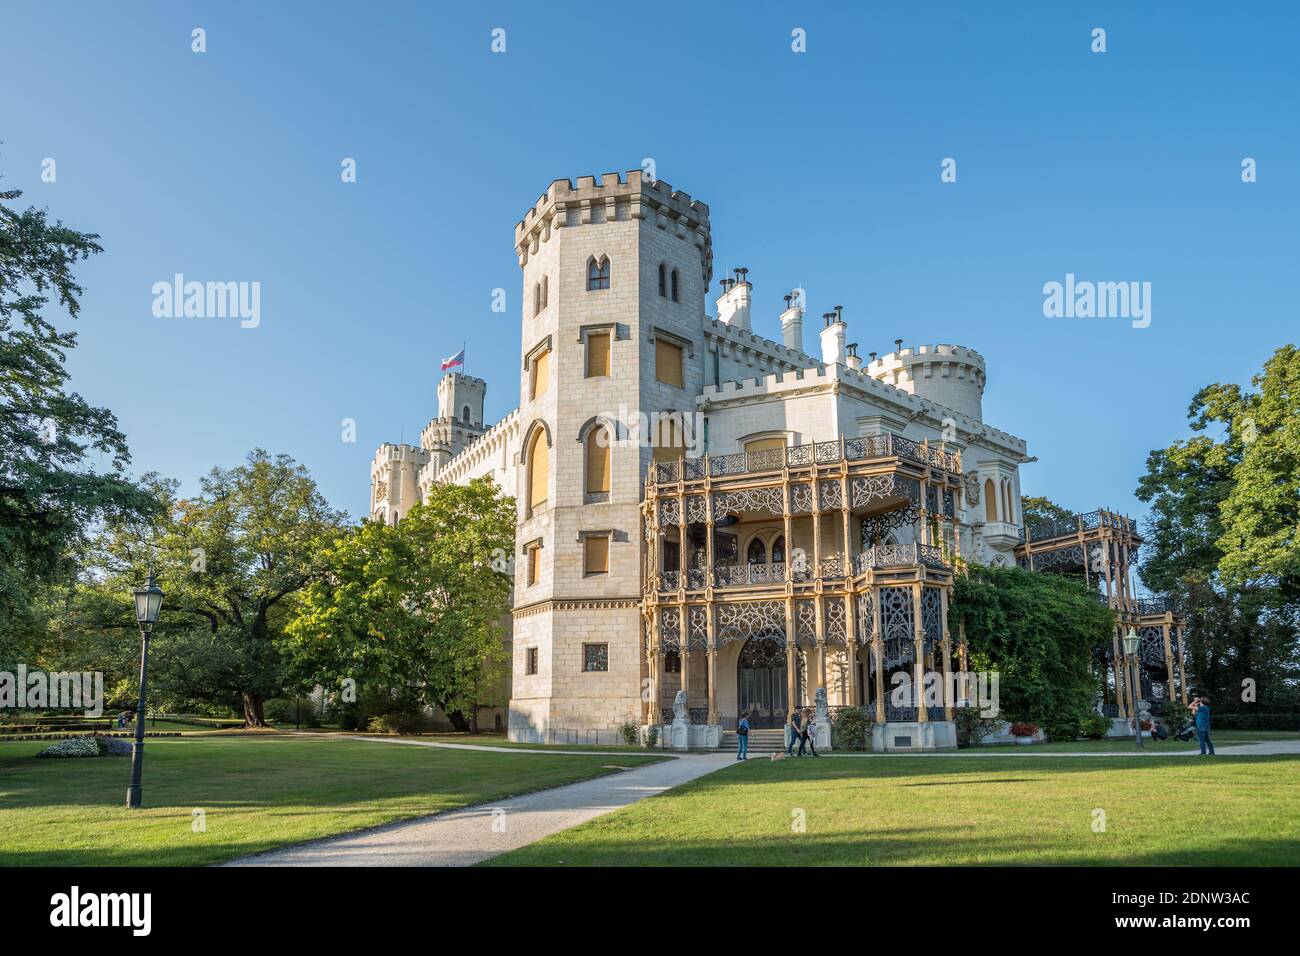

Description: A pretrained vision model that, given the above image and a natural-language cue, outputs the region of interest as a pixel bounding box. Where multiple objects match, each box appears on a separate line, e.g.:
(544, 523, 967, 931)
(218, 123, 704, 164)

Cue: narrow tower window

(587, 255, 610, 291)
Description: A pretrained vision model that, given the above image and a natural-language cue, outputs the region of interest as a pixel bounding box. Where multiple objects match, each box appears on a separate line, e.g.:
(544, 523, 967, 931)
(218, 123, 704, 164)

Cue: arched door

(738, 637, 788, 728)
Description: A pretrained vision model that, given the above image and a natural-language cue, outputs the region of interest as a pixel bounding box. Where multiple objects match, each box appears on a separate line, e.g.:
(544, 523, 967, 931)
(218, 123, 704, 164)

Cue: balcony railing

(855, 543, 948, 572)
(656, 547, 949, 592)
(651, 433, 961, 485)
(1019, 509, 1134, 543)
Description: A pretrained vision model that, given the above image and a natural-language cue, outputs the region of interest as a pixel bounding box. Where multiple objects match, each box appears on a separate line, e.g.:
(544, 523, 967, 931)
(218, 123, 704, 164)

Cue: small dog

(769, 751, 787, 763)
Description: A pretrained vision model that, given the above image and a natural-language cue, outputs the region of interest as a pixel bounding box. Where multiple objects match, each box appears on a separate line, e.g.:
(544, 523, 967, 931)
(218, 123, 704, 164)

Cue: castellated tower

(509, 171, 712, 743)
(369, 443, 429, 524)
(422, 373, 488, 472)
(867, 344, 987, 422)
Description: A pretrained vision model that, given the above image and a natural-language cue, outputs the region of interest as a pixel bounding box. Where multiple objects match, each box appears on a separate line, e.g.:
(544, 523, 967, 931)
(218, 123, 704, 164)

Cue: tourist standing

(736, 712, 750, 760)
(1196, 696, 1214, 756)
(797, 709, 811, 757)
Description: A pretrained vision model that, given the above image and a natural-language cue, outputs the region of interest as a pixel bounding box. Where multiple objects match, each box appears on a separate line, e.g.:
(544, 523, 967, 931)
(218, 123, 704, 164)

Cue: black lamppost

(126, 573, 163, 809)
(1123, 627, 1144, 750)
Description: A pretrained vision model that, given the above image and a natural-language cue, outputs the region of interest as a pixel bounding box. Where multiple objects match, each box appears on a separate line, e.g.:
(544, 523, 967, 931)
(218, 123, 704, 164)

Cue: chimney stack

(820, 309, 847, 367)
(846, 343, 862, 371)
(715, 267, 752, 330)
(779, 290, 804, 352)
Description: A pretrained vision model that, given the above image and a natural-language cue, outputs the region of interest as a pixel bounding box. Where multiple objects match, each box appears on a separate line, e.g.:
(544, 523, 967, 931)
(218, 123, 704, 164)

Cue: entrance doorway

(738, 638, 788, 728)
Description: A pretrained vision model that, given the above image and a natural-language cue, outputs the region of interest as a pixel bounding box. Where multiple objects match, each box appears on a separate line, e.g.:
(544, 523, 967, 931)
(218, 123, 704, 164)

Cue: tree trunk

(446, 708, 470, 732)
(243, 692, 266, 727)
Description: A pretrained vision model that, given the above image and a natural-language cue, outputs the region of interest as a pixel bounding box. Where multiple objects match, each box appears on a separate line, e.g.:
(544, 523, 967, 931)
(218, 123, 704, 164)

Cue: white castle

(371, 170, 1184, 750)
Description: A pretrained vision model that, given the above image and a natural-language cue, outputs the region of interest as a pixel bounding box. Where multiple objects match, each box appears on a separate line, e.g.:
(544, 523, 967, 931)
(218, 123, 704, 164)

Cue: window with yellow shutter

(655, 340, 683, 388)
(652, 414, 685, 464)
(586, 332, 610, 377)
(584, 535, 609, 575)
(744, 437, 787, 454)
(527, 429, 548, 512)
(585, 426, 610, 495)
(530, 348, 550, 400)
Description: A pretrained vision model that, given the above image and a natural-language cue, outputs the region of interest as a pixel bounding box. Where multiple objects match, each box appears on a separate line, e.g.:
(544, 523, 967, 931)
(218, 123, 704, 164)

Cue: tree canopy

(285, 478, 515, 730)
(0, 184, 156, 662)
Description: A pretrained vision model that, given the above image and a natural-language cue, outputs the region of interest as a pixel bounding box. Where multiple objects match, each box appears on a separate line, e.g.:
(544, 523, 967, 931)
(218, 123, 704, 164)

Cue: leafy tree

(1135, 349, 1300, 708)
(82, 452, 348, 724)
(0, 184, 155, 659)
(1020, 495, 1076, 534)
(1214, 346, 1300, 596)
(285, 478, 514, 731)
(950, 564, 1112, 729)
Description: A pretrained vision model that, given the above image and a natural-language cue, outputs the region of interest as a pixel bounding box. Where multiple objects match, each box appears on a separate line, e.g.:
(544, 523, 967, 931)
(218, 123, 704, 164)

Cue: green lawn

(976, 729, 1300, 754)
(0, 736, 664, 866)
(486, 753, 1300, 866)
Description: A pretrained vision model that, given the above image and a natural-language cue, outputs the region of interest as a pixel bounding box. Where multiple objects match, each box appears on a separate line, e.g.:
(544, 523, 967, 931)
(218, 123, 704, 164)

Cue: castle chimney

(846, 343, 862, 371)
(895, 338, 904, 353)
(779, 290, 804, 352)
(820, 310, 847, 367)
(715, 267, 752, 330)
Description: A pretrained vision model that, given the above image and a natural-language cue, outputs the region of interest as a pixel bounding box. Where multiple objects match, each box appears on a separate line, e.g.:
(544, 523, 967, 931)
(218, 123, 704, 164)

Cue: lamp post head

(133, 573, 164, 629)
(1122, 627, 1139, 656)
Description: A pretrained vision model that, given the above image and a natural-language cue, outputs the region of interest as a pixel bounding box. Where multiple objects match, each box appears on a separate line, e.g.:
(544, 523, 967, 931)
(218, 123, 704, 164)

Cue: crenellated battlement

(370, 443, 429, 476)
(867, 343, 987, 422)
(514, 169, 713, 281)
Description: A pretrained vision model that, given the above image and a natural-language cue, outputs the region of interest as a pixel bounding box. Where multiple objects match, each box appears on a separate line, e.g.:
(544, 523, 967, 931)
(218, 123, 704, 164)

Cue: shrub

(1009, 722, 1038, 738)
(1043, 710, 1087, 742)
(36, 735, 107, 758)
(954, 707, 1000, 747)
(618, 720, 639, 747)
(643, 725, 660, 749)
(1081, 711, 1111, 739)
(365, 711, 429, 735)
(830, 707, 872, 751)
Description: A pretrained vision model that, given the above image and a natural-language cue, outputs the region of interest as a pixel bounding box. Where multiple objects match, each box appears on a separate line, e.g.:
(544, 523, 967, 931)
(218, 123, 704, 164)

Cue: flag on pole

(440, 348, 465, 372)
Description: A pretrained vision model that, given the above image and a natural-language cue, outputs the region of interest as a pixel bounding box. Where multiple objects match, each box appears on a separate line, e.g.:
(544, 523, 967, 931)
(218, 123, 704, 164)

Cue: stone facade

(371, 169, 1041, 746)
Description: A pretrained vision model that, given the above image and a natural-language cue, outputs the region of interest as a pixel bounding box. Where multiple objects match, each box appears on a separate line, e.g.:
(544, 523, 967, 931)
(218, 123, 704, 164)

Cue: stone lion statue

(814, 687, 829, 722)
(672, 689, 688, 723)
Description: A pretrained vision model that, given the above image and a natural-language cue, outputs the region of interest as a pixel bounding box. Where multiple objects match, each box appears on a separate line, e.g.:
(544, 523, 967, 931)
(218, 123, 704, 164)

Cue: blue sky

(3, 1, 1296, 534)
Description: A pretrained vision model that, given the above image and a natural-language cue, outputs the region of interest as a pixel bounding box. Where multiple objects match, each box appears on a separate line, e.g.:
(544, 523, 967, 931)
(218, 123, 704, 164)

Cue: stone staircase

(719, 728, 788, 754)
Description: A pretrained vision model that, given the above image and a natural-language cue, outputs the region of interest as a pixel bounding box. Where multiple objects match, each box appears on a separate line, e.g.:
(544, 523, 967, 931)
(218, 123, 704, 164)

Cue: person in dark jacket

(1195, 696, 1214, 755)
(786, 709, 802, 755)
(736, 712, 750, 760)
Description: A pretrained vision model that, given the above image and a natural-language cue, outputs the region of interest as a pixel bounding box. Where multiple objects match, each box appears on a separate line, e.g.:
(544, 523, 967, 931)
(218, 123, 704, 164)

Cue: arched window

(747, 538, 767, 565)
(585, 425, 610, 496)
(587, 255, 610, 291)
(526, 427, 548, 512)
(984, 478, 998, 522)
(1002, 480, 1014, 524)
(771, 535, 786, 564)
(658, 264, 667, 297)
(462, 405, 471, 423)
(671, 268, 680, 302)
